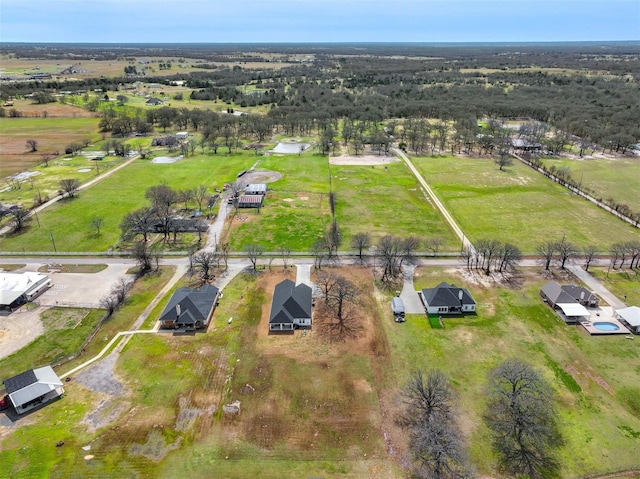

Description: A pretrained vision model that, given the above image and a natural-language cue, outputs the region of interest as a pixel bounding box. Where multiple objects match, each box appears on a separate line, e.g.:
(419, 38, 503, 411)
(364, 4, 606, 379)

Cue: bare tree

(278, 246, 292, 269)
(555, 236, 578, 269)
(425, 237, 444, 256)
(9, 207, 31, 232)
(111, 278, 132, 306)
(26, 139, 38, 152)
(316, 270, 339, 301)
(316, 275, 362, 342)
(217, 241, 230, 270)
(494, 150, 513, 171)
(398, 370, 472, 479)
(377, 235, 405, 284)
(402, 235, 422, 263)
(244, 244, 264, 271)
(350, 232, 371, 262)
(495, 242, 522, 273)
(624, 240, 640, 269)
(536, 241, 557, 271)
(60, 178, 81, 198)
(193, 185, 208, 212)
(312, 238, 328, 270)
(484, 359, 563, 479)
(192, 250, 217, 282)
(131, 240, 152, 274)
(120, 207, 154, 242)
(582, 245, 598, 272)
(90, 216, 103, 236)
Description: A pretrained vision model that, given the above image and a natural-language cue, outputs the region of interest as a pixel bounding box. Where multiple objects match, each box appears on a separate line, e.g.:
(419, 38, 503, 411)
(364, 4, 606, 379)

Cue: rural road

(393, 148, 472, 252)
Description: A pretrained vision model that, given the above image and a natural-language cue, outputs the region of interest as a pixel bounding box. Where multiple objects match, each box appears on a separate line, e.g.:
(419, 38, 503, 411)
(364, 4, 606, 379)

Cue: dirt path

(0, 306, 44, 359)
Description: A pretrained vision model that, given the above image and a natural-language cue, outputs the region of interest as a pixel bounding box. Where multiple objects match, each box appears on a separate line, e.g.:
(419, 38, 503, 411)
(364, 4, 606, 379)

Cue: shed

(3, 366, 64, 415)
(237, 194, 264, 208)
(176, 132, 189, 140)
(244, 183, 267, 196)
(616, 306, 640, 333)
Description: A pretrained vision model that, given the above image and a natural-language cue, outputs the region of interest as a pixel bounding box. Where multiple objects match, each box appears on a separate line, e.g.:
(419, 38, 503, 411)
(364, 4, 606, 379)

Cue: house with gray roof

(540, 281, 598, 323)
(420, 282, 476, 315)
(159, 284, 220, 330)
(269, 279, 312, 332)
(2, 366, 64, 415)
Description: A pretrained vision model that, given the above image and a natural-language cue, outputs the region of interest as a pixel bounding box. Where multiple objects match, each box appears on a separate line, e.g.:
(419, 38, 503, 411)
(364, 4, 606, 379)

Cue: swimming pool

(592, 322, 621, 332)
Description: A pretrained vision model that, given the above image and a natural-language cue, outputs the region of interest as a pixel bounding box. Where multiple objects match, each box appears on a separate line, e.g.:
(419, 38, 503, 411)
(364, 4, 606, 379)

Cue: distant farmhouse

(0, 272, 52, 310)
(269, 279, 312, 332)
(420, 282, 476, 315)
(540, 281, 598, 323)
(237, 195, 264, 208)
(159, 284, 220, 330)
(244, 183, 267, 196)
(145, 97, 164, 106)
(2, 366, 64, 415)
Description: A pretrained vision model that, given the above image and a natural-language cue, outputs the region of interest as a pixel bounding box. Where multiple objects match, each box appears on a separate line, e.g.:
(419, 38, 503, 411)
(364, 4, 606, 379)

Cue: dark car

(0, 395, 9, 410)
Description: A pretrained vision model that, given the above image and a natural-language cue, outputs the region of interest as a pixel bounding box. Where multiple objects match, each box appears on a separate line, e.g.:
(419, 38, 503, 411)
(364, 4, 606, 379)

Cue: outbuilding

(0, 272, 52, 309)
(2, 366, 64, 415)
(616, 306, 640, 333)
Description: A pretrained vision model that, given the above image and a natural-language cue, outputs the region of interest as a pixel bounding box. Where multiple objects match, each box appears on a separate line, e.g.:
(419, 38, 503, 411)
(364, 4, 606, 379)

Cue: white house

(3, 366, 64, 415)
(420, 282, 476, 315)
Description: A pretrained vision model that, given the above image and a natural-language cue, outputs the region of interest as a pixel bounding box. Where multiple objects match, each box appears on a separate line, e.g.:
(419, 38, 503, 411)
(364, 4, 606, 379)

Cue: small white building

(0, 272, 52, 309)
(176, 132, 189, 140)
(3, 366, 64, 415)
(616, 306, 640, 333)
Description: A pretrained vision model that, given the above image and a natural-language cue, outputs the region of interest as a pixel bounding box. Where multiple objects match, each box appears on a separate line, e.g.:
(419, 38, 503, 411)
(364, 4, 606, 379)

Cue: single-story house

(420, 282, 476, 315)
(3, 366, 64, 415)
(616, 306, 640, 333)
(511, 138, 543, 152)
(237, 194, 264, 208)
(540, 281, 599, 308)
(244, 183, 267, 196)
(159, 284, 220, 330)
(176, 131, 189, 140)
(540, 281, 597, 323)
(269, 279, 312, 332)
(0, 272, 52, 309)
(145, 97, 164, 106)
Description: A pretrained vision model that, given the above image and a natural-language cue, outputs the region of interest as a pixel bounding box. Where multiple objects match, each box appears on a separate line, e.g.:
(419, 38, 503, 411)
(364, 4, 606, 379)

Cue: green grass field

(2, 266, 640, 478)
(539, 155, 640, 212)
(412, 155, 640, 251)
(0, 308, 105, 379)
(588, 266, 640, 306)
(0, 153, 256, 252)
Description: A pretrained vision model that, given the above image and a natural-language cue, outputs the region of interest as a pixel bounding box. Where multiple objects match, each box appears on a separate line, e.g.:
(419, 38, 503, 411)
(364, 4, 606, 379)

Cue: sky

(0, 0, 639, 44)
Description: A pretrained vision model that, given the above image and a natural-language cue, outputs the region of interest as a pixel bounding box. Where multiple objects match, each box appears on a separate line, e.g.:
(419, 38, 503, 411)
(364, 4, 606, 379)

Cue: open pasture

(0, 153, 256, 252)
(392, 266, 640, 476)
(539, 155, 640, 212)
(412, 155, 640, 251)
(331, 160, 459, 249)
(0, 116, 101, 178)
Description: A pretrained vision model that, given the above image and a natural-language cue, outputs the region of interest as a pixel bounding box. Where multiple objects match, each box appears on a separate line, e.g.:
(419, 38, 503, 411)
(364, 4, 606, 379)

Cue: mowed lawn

(412, 155, 640, 251)
(0, 116, 101, 178)
(391, 267, 640, 477)
(0, 153, 256, 252)
(331, 161, 459, 250)
(539, 155, 640, 212)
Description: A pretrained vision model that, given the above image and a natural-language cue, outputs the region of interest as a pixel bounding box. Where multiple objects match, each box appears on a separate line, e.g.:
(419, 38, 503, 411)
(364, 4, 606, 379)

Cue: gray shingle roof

(421, 282, 476, 307)
(159, 284, 219, 325)
(269, 279, 312, 324)
(3, 366, 62, 408)
(540, 281, 596, 305)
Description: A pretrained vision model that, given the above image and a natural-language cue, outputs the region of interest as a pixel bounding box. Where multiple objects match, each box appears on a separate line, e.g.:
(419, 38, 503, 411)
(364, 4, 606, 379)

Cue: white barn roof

(4, 366, 63, 408)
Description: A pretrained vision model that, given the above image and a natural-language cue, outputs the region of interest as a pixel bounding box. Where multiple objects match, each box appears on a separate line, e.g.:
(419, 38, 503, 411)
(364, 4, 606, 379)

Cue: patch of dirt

(329, 154, 400, 166)
(129, 428, 181, 461)
(240, 169, 283, 185)
(565, 363, 615, 396)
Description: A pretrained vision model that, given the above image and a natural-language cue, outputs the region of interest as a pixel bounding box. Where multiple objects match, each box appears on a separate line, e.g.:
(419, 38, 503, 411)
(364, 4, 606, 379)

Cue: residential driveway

(0, 306, 44, 360)
(567, 265, 627, 310)
(38, 264, 134, 308)
(400, 264, 426, 314)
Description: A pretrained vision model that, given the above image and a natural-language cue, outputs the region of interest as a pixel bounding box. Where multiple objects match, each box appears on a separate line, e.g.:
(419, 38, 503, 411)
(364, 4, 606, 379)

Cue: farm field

(0, 116, 101, 178)
(330, 160, 459, 249)
(2, 266, 640, 478)
(412, 155, 640, 251)
(539, 155, 640, 212)
(0, 153, 255, 252)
